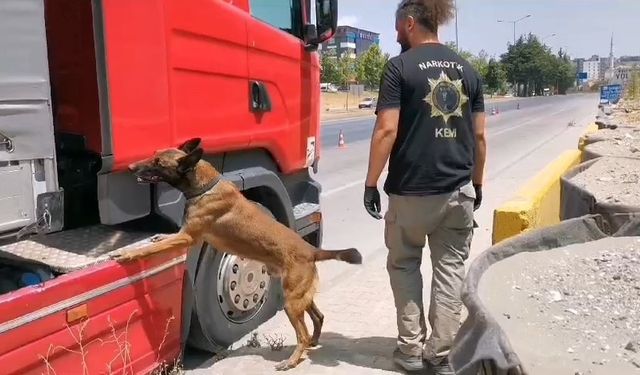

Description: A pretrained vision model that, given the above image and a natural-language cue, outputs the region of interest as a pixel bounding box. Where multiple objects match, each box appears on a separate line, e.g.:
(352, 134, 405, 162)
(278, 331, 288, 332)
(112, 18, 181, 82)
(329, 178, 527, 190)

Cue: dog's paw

(149, 234, 168, 243)
(109, 252, 131, 263)
(109, 251, 141, 263)
(309, 340, 320, 349)
(274, 360, 296, 371)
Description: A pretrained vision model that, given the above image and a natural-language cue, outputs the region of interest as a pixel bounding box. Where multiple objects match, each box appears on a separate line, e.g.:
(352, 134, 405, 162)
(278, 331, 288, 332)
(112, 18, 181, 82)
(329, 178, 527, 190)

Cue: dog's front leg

(111, 232, 194, 263)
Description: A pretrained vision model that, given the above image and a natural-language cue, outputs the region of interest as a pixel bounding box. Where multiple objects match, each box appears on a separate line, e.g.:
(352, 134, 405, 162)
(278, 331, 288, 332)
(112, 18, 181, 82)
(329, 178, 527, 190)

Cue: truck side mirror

(305, 0, 337, 50)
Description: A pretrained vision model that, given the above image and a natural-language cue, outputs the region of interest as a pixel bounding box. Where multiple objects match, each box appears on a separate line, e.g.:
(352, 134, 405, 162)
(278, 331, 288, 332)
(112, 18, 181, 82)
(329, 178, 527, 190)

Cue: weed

(263, 334, 285, 351)
(245, 331, 262, 348)
(38, 311, 176, 375)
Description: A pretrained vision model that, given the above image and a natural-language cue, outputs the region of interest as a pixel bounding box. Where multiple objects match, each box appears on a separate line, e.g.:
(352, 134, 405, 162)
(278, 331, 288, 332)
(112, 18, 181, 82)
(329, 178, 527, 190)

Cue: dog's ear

(178, 138, 202, 154)
(177, 148, 203, 174)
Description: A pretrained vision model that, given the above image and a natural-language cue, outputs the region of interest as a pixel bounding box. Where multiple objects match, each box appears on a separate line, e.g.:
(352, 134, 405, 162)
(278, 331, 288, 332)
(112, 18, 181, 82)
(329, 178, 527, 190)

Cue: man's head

(128, 138, 205, 189)
(395, 0, 455, 53)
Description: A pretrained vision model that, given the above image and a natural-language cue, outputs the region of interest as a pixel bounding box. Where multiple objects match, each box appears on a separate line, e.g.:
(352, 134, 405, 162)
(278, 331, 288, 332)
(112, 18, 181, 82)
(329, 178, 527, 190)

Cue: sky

(337, 0, 640, 60)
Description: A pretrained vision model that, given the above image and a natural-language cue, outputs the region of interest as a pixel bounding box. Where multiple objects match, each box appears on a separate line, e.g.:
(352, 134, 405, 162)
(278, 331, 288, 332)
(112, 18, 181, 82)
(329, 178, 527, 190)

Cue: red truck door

(97, 0, 253, 169)
(246, 0, 320, 174)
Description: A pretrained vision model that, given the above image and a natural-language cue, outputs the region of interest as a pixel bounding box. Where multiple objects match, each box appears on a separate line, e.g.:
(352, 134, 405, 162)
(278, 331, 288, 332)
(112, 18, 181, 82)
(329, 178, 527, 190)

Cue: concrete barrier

(492, 149, 583, 244)
(577, 123, 599, 153)
(492, 124, 602, 244)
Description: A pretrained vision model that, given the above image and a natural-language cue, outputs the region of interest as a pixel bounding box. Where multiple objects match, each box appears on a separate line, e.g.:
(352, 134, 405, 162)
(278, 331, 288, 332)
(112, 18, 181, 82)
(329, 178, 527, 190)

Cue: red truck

(0, 0, 336, 373)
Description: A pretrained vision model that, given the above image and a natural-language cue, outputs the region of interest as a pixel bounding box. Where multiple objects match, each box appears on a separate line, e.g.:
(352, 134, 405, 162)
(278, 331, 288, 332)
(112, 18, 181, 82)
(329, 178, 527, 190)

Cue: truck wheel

(187, 203, 283, 352)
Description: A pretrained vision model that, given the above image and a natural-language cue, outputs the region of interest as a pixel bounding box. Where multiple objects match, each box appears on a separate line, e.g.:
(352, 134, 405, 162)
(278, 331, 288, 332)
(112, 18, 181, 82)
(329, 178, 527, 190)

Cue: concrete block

(492, 149, 582, 244)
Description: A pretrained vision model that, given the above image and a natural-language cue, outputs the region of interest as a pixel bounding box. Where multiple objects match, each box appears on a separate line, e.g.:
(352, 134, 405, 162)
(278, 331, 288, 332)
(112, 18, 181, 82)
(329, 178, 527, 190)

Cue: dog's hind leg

(275, 303, 310, 371)
(307, 301, 324, 347)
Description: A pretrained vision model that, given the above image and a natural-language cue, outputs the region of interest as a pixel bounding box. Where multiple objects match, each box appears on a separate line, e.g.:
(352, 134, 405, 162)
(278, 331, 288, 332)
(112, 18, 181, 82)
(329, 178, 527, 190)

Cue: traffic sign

(577, 72, 588, 80)
(600, 84, 623, 104)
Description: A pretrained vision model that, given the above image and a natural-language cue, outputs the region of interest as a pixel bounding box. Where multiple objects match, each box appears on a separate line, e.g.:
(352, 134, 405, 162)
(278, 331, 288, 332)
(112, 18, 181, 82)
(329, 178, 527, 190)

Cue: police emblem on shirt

(424, 71, 468, 123)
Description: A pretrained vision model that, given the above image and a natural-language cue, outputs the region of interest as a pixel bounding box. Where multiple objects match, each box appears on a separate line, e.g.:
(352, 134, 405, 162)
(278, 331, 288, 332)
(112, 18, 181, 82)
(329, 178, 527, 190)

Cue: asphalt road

(320, 95, 559, 149)
(184, 93, 599, 372)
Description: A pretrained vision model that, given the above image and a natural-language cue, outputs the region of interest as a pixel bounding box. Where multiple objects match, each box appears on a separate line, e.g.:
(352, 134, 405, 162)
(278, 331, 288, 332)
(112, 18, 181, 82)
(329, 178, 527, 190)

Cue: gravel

(584, 135, 640, 159)
(586, 128, 640, 144)
(612, 100, 640, 126)
(569, 157, 640, 207)
(479, 237, 640, 374)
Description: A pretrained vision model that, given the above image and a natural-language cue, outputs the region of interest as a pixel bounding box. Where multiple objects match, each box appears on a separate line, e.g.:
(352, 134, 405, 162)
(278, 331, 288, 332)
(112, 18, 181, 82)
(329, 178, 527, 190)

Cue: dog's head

(128, 138, 205, 188)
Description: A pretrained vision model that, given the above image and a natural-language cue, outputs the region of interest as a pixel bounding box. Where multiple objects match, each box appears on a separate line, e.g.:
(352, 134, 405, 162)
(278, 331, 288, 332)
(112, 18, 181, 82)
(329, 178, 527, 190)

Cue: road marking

(489, 106, 569, 137)
(322, 115, 375, 126)
(321, 172, 388, 197)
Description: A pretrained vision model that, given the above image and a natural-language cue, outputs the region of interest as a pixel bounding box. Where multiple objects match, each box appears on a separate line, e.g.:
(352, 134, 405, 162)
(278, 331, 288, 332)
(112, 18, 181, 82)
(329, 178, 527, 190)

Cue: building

(574, 58, 585, 75)
(583, 57, 601, 82)
(319, 26, 380, 59)
(618, 56, 640, 67)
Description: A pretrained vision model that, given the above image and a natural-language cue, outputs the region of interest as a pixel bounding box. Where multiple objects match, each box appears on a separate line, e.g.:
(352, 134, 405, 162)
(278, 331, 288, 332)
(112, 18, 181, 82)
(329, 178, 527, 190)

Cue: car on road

(358, 97, 377, 109)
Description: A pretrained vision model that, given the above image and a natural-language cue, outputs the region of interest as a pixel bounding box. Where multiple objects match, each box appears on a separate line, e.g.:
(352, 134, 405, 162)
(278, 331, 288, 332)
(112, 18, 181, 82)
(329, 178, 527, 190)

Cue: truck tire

(187, 203, 284, 352)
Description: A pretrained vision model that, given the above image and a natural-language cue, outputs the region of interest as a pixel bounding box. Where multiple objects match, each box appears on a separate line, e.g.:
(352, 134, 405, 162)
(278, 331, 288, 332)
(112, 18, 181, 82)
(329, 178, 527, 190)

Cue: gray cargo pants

(384, 181, 475, 363)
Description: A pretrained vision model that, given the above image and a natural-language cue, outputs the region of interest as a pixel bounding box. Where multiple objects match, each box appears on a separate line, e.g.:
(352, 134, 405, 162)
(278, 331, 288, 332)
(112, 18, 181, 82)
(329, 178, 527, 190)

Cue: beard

(399, 41, 411, 53)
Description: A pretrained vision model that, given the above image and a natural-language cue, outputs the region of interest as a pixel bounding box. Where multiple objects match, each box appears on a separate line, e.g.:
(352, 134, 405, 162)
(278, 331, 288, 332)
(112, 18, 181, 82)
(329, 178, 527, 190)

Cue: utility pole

(454, 0, 459, 49)
(498, 14, 532, 96)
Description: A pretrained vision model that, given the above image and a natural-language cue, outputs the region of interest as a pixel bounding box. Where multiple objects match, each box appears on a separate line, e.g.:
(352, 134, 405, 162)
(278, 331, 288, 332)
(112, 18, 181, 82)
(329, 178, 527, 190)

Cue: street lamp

(497, 14, 532, 45)
(542, 33, 557, 42)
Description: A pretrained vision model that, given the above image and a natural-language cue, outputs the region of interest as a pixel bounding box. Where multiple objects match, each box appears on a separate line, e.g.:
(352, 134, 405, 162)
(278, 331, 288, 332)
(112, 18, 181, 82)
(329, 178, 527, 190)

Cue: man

(363, 0, 487, 374)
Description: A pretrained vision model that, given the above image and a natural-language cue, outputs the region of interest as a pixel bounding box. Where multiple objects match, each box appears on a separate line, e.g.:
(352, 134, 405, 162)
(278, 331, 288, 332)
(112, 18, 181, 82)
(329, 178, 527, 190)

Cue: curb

(492, 124, 601, 244)
(577, 123, 599, 153)
(492, 149, 583, 244)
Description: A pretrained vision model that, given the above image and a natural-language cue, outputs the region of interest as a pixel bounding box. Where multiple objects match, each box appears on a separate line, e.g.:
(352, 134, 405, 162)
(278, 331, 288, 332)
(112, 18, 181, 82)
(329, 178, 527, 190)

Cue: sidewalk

(184, 96, 597, 374)
(187, 247, 421, 375)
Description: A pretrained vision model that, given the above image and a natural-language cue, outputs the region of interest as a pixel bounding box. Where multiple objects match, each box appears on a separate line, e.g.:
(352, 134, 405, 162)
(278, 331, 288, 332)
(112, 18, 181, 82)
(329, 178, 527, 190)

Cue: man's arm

(363, 58, 402, 219)
(472, 112, 487, 185)
(470, 75, 487, 211)
(365, 109, 400, 187)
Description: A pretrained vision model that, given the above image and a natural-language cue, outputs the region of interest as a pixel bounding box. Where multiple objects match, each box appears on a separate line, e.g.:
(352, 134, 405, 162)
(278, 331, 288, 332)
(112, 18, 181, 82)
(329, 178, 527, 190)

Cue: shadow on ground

(184, 332, 405, 373)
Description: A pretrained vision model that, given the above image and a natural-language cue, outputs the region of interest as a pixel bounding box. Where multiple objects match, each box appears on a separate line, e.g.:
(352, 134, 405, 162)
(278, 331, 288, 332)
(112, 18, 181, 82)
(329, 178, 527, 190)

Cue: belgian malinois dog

(116, 138, 362, 370)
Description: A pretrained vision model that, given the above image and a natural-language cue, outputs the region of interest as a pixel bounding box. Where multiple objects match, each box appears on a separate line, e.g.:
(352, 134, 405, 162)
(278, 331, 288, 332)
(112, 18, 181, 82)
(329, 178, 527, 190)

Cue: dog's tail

(314, 248, 362, 264)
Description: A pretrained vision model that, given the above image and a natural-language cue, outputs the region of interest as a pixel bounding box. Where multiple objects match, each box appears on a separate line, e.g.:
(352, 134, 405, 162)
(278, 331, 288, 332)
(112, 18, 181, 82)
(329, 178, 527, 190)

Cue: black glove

(473, 184, 482, 211)
(364, 186, 383, 220)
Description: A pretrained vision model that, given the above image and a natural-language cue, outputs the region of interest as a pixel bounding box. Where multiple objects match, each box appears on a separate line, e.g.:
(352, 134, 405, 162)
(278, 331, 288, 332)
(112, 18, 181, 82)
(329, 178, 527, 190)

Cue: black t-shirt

(376, 43, 484, 196)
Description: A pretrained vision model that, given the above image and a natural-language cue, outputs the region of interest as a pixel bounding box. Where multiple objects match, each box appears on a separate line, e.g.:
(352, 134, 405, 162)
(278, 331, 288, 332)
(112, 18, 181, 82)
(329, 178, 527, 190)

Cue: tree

(500, 33, 572, 96)
(484, 58, 508, 95)
(338, 57, 357, 86)
(445, 42, 489, 79)
(320, 55, 342, 85)
(470, 50, 489, 79)
(355, 45, 389, 90)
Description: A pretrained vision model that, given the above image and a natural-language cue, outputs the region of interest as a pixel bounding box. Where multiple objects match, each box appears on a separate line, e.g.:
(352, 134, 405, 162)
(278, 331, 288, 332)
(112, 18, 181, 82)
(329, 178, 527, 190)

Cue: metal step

(0, 225, 160, 273)
(292, 202, 320, 221)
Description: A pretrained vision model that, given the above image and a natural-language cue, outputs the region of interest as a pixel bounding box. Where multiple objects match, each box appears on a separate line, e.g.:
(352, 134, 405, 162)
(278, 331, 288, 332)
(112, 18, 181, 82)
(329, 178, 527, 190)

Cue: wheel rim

(216, 253, 271, 323)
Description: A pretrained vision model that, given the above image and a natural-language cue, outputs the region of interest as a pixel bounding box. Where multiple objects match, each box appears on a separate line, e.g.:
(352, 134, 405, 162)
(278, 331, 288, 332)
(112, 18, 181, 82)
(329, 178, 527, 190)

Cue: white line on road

(321, 172, 388, 197)
(489, 106, 568, 137)
(322, 115, 375, 126)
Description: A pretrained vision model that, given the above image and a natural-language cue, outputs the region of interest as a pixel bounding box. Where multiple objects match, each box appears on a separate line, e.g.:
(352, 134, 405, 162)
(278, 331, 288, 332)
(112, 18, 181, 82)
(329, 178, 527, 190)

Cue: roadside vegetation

(320, 33, 576, 98)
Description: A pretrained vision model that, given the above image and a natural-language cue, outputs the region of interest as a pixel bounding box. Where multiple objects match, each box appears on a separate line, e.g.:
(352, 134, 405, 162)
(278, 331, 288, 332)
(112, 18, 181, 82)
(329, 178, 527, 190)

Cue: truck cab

(0, 0, 337, 373)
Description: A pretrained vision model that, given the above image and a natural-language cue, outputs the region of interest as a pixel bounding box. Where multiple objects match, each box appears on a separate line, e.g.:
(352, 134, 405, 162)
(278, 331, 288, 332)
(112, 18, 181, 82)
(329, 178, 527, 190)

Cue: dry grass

(39, 311, 179, 375)
(321, 91, 377, 111)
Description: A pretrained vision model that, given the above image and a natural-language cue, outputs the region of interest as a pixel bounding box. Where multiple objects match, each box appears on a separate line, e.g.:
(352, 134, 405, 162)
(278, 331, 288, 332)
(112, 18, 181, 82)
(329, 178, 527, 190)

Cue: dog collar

(184, 176, 222, 200)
